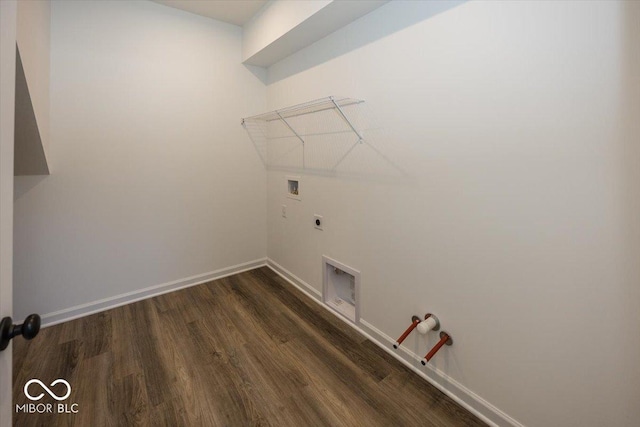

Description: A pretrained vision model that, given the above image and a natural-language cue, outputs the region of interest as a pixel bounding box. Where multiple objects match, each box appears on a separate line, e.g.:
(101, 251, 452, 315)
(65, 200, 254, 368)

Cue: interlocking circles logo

(16, 378, 79, 414)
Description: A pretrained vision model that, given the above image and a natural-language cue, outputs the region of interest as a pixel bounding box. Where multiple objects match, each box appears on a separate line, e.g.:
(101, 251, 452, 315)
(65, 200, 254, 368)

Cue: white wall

(13, 0, 267, 321)
(266, 1, 640, 426)
(16, 0, 50, 162)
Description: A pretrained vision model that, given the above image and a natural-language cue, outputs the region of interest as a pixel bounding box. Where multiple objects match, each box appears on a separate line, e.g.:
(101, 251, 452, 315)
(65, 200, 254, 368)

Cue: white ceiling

(150, 0, 268, 26)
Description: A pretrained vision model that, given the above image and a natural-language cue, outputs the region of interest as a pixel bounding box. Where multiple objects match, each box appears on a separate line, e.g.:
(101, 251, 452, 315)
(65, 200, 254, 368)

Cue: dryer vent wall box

(322, 256, 360, 324)
(286, 176, 300, 200)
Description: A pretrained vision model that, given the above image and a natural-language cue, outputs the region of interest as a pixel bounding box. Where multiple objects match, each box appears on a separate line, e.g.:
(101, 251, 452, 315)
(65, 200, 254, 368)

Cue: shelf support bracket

(330, 96, 364, 143)
(276, 111, 305, 145)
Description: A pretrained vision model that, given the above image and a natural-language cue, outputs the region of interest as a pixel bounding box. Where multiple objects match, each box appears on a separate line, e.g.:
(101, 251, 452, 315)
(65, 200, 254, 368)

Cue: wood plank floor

(13, 267, 485, 426)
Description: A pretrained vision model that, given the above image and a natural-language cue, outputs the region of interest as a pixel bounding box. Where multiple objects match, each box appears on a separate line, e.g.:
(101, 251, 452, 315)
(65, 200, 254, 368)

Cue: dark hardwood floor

(13, 267, 485, 426)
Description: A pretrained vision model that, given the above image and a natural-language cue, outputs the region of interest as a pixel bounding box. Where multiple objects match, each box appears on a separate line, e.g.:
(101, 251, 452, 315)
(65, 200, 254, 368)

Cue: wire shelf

(241, 96, 366, 170)
(242, 96, 364, 123)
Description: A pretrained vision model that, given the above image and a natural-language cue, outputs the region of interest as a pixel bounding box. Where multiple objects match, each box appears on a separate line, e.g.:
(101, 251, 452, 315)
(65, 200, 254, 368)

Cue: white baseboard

(358, 320, 523, 427)
(266, 258, 522, 427)
(267, 258, 321, 300)
(41, 258, 268, 327)
(40, 256, 520, 426)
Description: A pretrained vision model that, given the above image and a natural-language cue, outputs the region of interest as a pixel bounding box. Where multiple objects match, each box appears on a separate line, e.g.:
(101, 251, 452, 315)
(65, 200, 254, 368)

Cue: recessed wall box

(286, 176, 301, 200)
(322, 256, 360, 324)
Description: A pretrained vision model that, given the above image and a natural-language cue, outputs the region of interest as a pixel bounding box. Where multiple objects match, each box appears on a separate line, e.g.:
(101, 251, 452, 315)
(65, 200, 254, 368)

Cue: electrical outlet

(282, 205, 287, 218)
(314, 214, 323, 230)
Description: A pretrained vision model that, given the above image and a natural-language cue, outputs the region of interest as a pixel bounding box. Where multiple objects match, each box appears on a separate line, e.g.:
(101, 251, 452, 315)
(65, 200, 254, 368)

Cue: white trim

(267, 258, 321, 299)
(266, 258, 523, 427)
(39, 255, 521, 426)
(359, 320, 524, 427)
(41, 258, 267, 327)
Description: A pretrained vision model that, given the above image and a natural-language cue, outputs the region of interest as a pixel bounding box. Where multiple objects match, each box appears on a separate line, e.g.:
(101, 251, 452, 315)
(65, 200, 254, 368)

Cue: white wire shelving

(241, 96, 365, 144)
(241, 96, 367, 170)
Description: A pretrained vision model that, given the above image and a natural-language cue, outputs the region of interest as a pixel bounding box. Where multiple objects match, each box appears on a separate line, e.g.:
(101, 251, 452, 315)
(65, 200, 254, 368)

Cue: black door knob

(0, 314, 41, 351)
